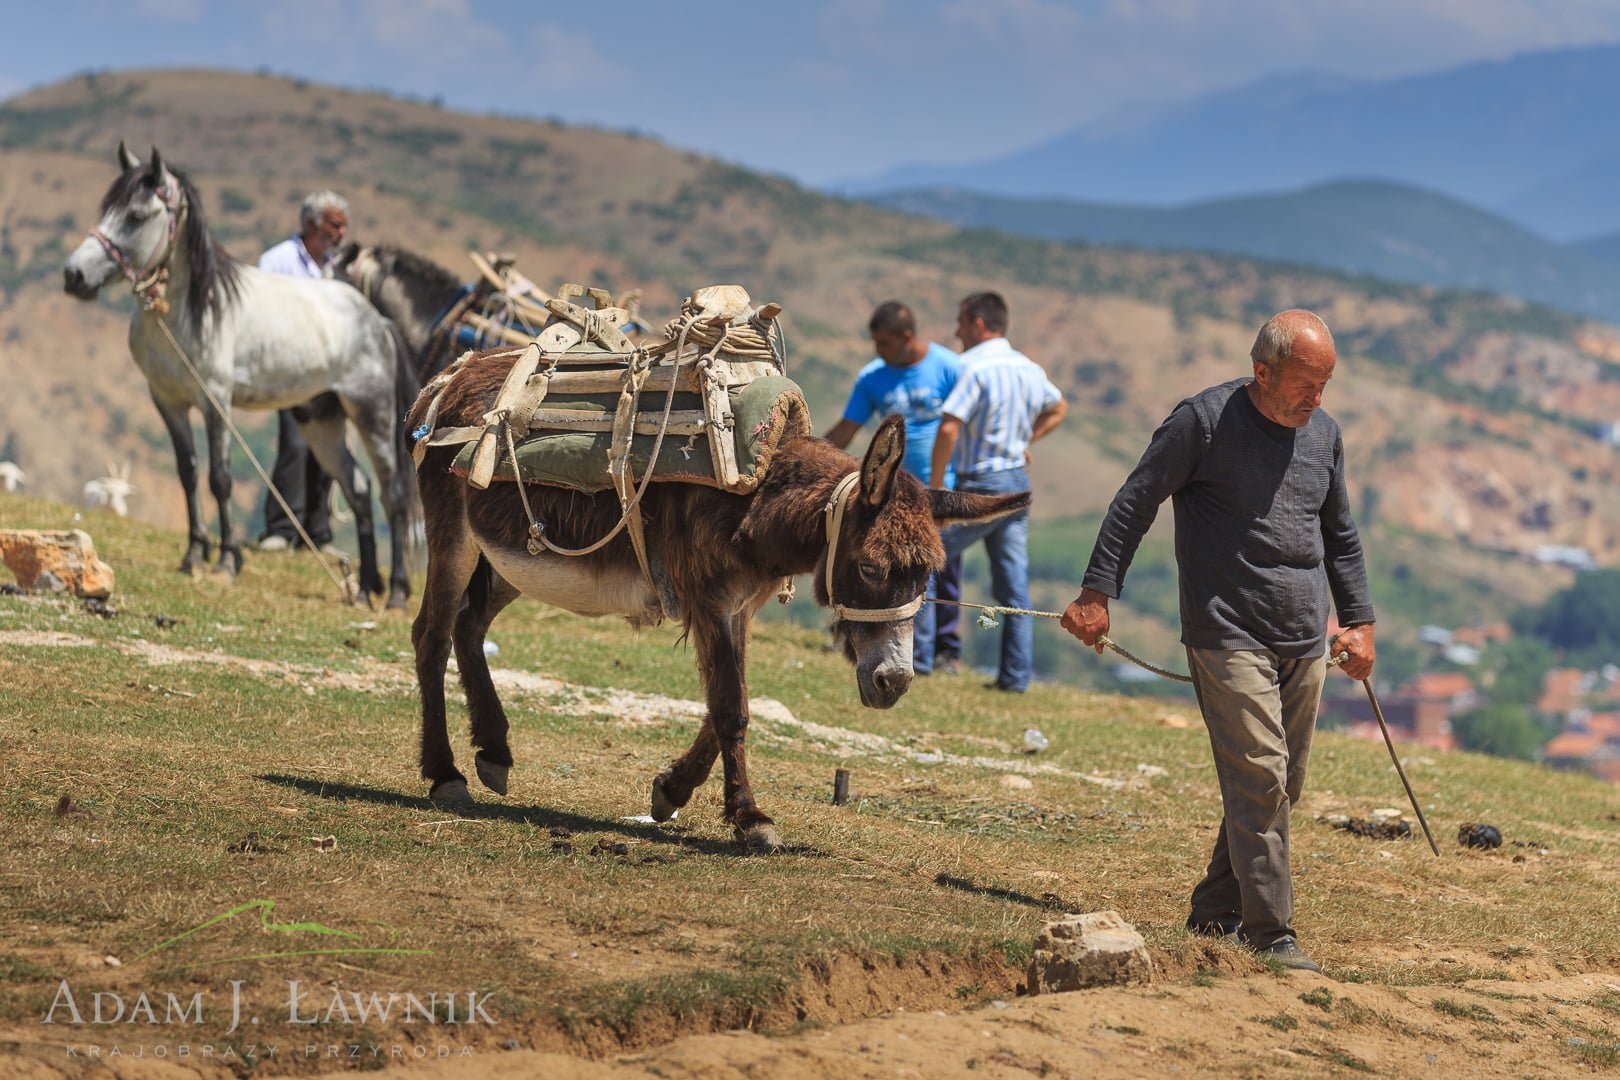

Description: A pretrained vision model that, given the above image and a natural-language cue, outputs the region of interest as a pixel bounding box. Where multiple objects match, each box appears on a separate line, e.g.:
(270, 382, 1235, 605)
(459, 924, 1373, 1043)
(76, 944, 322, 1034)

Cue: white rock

(1027, 911, 1153, 994)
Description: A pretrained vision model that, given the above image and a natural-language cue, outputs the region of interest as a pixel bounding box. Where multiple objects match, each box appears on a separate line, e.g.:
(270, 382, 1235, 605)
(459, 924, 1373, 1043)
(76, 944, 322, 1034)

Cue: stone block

(0, 529, 116, 598)
(1027, 910, 1153, 994)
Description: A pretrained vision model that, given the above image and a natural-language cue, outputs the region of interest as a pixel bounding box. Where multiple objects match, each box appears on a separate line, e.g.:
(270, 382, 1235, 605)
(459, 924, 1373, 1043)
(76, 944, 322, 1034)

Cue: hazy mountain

(1576, 233, 1620, 272)
(843, 44, 1620, 241)
(870, 181, 1620, 324)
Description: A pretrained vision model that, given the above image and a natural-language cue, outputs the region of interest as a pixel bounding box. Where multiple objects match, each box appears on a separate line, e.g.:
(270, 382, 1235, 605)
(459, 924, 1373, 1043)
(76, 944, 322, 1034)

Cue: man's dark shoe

(1254, 937, 1321, 973)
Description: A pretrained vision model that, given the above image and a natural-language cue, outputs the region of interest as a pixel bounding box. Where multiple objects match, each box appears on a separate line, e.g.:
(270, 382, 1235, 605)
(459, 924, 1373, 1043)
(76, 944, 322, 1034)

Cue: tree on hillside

(1450, 703, 1555, 761)
(1524, 570, 1620, 656)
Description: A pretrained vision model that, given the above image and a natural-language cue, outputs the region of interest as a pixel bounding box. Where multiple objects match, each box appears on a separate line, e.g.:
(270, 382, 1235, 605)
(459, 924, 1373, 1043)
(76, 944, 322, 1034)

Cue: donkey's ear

(930, 488, 1030, 527)
(333, 241, 359, 269)
(858, 415, 906, 506)
(117, 141, 141, 171)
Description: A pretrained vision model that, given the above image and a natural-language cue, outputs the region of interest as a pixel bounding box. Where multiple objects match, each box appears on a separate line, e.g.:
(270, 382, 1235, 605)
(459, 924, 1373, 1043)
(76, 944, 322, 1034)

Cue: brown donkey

(408, 350, 1029, 852)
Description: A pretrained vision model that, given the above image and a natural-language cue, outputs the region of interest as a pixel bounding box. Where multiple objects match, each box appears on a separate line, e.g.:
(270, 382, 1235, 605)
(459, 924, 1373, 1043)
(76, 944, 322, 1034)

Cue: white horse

(63, 145, 419, 606)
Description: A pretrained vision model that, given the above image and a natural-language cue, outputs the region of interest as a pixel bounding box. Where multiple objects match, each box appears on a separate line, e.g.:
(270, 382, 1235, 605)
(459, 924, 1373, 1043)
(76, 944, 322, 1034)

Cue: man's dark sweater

(1083, 378, 1374, 657)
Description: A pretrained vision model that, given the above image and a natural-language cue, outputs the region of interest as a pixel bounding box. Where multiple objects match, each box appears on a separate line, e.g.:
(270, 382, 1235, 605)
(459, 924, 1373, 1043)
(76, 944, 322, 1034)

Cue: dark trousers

(260, 408, 334, 546)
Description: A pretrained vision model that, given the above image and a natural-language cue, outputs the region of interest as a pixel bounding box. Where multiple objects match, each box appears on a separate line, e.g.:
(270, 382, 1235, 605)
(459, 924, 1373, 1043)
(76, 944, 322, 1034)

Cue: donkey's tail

(386, 317, 426, 555)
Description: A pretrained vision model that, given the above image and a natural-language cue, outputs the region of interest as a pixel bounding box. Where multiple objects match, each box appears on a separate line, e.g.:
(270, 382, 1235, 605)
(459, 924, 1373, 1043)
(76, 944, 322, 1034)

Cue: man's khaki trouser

(1184, 647, 1328, 949)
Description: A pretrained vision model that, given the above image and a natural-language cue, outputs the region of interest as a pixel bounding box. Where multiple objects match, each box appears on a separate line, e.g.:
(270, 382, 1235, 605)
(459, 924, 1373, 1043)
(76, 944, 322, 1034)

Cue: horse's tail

(386, 317, 425, 554)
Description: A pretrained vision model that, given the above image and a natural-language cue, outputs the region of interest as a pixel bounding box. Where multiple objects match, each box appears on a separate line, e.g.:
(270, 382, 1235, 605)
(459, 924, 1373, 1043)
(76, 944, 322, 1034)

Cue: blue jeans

(913, 552, 963, 672)
(937, 467, 1032, 692)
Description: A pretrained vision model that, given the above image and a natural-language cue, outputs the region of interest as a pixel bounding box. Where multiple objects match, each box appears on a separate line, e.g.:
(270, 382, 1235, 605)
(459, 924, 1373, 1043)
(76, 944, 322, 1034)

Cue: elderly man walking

(1061, 309, 1376, 972)
(256, 190, 350, 552)
(930, 291, 1067, 693)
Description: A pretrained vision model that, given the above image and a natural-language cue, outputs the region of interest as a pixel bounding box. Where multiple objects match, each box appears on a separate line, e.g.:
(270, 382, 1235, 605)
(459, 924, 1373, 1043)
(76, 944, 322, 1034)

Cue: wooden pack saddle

(410, 284, 810, 602)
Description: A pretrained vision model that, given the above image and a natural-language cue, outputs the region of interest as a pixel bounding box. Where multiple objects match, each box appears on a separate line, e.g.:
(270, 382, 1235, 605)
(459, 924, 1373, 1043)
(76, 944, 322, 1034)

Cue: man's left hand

(1334, 623, 1376, 681)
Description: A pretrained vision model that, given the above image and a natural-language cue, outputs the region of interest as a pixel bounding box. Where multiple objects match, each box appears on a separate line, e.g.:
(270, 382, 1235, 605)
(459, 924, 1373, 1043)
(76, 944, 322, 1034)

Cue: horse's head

(63, 143, 183, 301)
(330, 241, 380, 297)
(817, 416, 1030, 709)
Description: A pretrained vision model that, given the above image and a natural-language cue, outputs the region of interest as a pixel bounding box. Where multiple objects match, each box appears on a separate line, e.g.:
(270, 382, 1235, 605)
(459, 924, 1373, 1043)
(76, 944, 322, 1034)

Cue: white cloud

(523, 23, 620, 88)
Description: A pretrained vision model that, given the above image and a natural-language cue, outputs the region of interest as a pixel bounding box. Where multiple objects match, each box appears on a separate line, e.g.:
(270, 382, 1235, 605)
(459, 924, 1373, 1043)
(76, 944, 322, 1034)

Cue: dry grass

(2, 493, 1619, 1077)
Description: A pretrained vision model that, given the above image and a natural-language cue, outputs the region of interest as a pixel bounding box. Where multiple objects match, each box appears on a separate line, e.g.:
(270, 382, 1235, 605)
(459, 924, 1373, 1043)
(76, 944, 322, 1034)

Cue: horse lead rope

(929, 597, 1348, 684)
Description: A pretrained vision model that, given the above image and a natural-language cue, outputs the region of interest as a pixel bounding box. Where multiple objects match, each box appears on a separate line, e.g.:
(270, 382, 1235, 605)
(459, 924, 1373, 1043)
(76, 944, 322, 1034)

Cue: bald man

(1061, 310, 1376, 973)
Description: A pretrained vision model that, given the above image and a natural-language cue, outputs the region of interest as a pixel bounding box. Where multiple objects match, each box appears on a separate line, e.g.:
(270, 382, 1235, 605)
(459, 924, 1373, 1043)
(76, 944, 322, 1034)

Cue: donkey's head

(817, 416, 1030, 709)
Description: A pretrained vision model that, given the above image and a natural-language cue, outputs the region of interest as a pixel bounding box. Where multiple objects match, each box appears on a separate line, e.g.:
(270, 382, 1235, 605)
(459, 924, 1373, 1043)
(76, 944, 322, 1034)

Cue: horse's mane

(101, 163, 242, 336)
(374, 245, 463, 306)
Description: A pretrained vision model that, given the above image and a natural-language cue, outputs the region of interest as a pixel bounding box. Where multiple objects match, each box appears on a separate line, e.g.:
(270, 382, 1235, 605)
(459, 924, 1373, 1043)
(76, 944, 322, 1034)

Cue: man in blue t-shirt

(824, 301, 964, 674)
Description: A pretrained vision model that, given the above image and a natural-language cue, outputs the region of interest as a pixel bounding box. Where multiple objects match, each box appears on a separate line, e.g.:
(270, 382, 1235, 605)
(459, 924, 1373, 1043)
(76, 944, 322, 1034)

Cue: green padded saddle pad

(449, 374, 811, 494)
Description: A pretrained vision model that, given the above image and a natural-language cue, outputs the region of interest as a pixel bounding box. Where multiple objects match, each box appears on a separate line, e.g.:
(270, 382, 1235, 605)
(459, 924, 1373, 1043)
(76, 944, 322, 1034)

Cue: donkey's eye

(858, 562, 883, 583)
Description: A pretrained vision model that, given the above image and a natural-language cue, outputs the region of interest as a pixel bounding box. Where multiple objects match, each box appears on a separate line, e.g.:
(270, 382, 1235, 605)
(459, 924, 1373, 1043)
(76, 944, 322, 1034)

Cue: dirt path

(380, 970, 1620, 1079)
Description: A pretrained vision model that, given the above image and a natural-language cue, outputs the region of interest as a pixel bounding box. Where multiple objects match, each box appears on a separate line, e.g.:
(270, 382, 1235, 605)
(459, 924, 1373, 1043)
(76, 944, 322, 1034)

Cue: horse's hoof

(429, 779, 471, 805)
(650, 778, 679, 822)
(735, 823, 782, 854)
(474, 754, 509, 796)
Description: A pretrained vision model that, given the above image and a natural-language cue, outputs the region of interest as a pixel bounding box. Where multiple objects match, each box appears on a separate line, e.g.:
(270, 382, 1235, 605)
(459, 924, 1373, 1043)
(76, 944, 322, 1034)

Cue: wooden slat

(524, 409, 708, 436)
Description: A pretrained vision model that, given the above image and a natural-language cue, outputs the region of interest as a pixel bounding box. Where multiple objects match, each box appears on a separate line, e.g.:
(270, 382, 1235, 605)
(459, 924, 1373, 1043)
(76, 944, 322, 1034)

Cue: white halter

(822, 472, 927, 623)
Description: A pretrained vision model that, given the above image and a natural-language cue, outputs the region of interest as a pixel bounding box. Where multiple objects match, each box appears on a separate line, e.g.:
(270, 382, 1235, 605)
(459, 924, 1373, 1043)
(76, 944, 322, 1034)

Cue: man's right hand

(1061, 587, 1111, 654)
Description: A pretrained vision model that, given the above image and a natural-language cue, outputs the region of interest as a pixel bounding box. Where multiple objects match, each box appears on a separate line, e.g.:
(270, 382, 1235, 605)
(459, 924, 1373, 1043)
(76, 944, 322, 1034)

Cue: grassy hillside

(1, 493, 1618, 1075)
(5, 68, 1620, 691)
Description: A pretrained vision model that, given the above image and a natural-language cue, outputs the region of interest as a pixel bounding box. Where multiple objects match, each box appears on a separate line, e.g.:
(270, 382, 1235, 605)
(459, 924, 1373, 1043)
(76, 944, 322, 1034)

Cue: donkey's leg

(452, 562, 522, 795)
(201, 407, 242, 575)
(651, 724, 719, 823)
(299, 409, 383, 600)
(691, 607, 779, 853)
(412, 473, 481, 805)
(151, 395, 210, 572)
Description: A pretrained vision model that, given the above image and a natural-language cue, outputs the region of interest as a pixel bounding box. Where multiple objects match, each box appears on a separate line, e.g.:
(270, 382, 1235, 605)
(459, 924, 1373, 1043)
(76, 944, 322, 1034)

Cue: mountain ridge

(840, 43, 1620, 240)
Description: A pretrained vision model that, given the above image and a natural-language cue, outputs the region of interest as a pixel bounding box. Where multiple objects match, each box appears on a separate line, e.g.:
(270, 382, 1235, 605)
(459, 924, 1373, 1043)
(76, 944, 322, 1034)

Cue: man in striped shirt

(929, 292, 1068, 692)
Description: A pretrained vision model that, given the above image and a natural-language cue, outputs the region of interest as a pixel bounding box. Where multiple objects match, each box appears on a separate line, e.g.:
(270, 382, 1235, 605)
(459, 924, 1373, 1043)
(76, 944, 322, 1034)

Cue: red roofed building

(1331, 671, 1475, 750)
(1538, 668, 1588, 717)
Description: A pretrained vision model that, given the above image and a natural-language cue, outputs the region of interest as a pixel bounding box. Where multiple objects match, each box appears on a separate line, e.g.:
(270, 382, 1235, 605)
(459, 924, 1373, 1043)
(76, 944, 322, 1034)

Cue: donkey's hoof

(428, 778, 472, 805)
(474, 754, 509, 796)
(650, 778, 679, 822)
(735, 823, 782, 854)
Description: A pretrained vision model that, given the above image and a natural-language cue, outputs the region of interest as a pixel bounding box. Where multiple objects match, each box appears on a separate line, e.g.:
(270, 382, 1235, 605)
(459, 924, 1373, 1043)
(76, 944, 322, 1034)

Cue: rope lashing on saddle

(928, 597, 1348, 684)
(90, 177, 185, 315)
(821, 472, 926, 623)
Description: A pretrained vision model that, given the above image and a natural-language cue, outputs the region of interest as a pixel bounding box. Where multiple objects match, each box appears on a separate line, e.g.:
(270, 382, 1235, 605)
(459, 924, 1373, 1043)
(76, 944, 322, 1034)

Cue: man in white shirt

(256, 191, 349, 552)
(930, 291, 1068, 692)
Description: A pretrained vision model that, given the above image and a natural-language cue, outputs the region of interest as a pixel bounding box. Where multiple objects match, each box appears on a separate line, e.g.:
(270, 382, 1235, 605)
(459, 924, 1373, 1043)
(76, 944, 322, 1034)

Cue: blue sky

(6, 0, 1620, 185)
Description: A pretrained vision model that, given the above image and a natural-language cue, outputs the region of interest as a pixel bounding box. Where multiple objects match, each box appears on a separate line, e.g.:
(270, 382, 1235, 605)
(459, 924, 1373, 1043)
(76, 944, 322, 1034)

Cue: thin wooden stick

(1363, 679, 1441, 857)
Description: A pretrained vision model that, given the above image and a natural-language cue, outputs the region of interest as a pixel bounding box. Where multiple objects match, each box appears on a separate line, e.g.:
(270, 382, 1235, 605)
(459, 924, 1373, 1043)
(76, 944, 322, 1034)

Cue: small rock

(309, 835, 337, 852)
(483, 640, 500, 657)
(83, 597, 117, 619)
(1459, 823, 1503, 850)
(1022, 728, 1049, 753)
(1027, 911, 1153, 994)
(54, 795, 91, 819)
(1000, 774, 1034, 791)
(1158, 713, 1192, 729)
(102, 954, 121, 968)
(1136, 764, 1168, 778)
(0, 529, 116, 598)
(1369, 807, 1403, 824)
